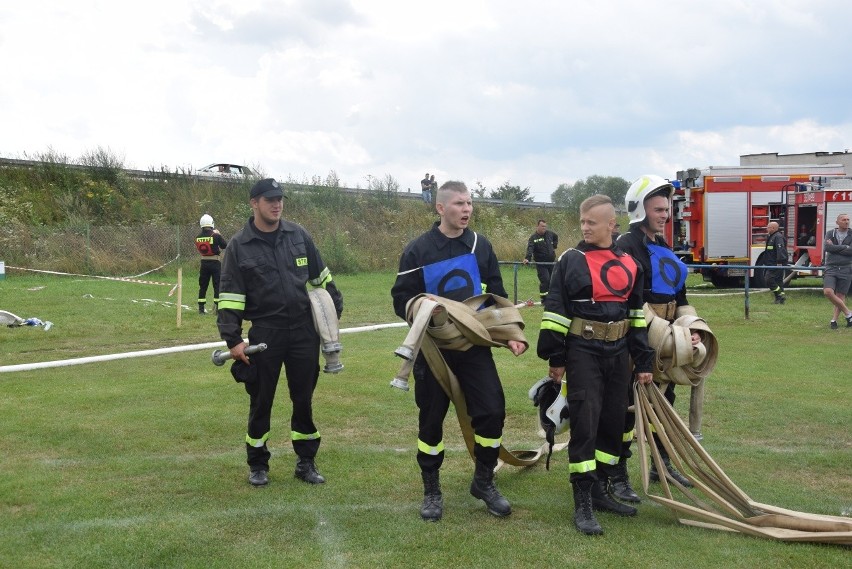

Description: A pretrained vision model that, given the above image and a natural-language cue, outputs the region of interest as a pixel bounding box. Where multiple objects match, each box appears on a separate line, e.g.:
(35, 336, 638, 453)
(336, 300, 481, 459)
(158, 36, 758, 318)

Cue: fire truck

(669, 164, 852, 287)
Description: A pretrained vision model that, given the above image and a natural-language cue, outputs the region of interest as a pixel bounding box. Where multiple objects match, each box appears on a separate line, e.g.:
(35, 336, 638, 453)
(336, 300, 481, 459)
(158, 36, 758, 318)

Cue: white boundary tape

(0, 322, 409, 374)
(7, 255, 180, 287)
(0, 300, 537, 374)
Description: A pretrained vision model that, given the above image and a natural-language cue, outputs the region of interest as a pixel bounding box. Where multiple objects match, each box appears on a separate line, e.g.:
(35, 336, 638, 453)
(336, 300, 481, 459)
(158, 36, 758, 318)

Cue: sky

(2, 0, 852, 202)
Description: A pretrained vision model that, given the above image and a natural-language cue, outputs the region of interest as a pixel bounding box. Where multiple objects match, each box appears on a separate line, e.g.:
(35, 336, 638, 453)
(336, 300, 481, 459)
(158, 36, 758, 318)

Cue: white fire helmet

(529, 377, 569, 469)
(199, 214, 214, 228)
(529, 377, 569, 436)
(625, 174, 674, 225)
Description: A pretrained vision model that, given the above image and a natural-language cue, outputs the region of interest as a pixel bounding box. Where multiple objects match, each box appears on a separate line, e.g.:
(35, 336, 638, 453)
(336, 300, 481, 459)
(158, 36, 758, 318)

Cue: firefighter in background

(616, 175, 699, 503)
(524, 219, 559, 301)
(195, 214, 228, 315)
(391, 180, 526, 521)
(765, 221, 788, 304)
(537, 194, 655, 536)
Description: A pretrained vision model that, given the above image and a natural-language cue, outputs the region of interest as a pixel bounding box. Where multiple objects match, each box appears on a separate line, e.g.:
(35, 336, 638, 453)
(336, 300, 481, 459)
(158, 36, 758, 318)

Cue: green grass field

(0, 267, 850, 568)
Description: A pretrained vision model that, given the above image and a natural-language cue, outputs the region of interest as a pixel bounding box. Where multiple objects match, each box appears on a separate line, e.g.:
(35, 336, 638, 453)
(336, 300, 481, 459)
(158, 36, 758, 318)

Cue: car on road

(196, 163, 260, 179)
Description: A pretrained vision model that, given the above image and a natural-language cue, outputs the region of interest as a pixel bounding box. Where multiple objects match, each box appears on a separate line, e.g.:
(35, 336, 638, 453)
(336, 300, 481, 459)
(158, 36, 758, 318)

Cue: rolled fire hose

(392, 293, 557, 468)
(634, 381, 852, 544)
(644, 304, 718, 435)
(308, 288, 343, 373)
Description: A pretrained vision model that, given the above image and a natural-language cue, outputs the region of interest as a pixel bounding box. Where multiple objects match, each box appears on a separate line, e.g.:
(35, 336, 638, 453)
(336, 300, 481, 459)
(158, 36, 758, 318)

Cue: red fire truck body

(670, 164, 850, 287)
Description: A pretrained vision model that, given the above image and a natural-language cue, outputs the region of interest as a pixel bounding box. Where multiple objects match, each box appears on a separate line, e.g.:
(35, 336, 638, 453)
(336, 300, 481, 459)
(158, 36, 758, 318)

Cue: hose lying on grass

(634, 381, 852, 545)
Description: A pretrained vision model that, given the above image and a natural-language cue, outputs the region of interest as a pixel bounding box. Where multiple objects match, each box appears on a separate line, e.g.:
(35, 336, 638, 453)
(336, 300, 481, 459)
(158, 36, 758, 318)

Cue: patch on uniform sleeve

(296, 257, 308, 267)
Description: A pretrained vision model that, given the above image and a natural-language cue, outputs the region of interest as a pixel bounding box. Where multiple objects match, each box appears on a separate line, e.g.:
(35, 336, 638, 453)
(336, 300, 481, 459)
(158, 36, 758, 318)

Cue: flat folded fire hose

(393, 293, 565, 468)
(643, 303, 719, 436)
(634, 381, 852, 545)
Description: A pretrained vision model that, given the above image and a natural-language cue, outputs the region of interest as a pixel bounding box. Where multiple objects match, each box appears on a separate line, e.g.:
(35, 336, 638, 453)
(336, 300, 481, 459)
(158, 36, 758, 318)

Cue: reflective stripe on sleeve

(309, 267, 332, 288)
(219, 292, 246, 310)
(541, 311, 571, 335)
(629, 308, 647, 328)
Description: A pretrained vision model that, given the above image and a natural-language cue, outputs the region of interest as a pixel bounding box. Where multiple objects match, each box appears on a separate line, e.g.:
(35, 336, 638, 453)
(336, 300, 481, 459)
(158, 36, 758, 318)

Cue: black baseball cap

(250, 178, 286, 199)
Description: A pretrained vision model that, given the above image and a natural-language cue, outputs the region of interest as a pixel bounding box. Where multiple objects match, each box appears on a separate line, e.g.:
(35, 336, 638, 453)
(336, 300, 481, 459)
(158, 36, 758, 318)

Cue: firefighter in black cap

(217, 178, 343, 488)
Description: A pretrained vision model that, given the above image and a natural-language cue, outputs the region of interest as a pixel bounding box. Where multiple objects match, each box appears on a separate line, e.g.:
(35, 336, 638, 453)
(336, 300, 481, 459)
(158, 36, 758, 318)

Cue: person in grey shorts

(823, 213, 852, 329)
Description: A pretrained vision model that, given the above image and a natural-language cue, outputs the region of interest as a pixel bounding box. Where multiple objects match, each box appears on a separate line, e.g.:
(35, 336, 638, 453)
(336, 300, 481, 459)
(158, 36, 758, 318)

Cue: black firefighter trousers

(565, 347, 631, 483)
(198, 259, 221, 307)
(413, 345, 506, 472)
(243, 322, 321, 471)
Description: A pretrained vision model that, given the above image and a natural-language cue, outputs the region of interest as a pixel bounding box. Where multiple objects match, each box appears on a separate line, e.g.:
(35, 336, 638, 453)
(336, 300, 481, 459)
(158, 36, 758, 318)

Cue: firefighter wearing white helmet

(195, 214, 228, 315)
(615, 175, 700, 501)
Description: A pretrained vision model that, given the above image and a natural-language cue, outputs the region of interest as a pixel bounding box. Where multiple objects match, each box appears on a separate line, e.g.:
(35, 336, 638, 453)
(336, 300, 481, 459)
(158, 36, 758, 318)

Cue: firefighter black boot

(420, 470, 443, 521)
(572, 480, 603, 535)
(198, 303, 206, 315)
(608, 458, 641, 503)
(470, 460, 511, 517)
(294, 457, 326, 484)
(649, 456, 693, 488)
(591, 477, 637, 516)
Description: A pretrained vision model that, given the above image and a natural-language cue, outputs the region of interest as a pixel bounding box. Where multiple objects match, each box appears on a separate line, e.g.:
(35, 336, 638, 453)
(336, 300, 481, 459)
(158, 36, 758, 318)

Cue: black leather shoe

(572, 480, 604, 535)
(248, 469, 268, 486)
(295, 458, 326, 484)
(608, 460, 641, 504)
(590, 479, 637, 516)
(420, 470, 443, 521)
(470, 460, 511, 517)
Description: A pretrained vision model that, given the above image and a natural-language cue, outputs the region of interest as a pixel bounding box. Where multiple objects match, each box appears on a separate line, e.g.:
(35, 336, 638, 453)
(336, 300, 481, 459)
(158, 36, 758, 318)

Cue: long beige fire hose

(393, 293, 563, 468)
(634, 381, 852, 544)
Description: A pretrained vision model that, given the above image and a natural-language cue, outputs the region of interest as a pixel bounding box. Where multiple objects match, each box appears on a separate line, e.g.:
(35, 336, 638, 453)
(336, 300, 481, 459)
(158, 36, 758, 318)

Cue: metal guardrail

(0, 157, 561, 209)
(500, 260, 823, 319)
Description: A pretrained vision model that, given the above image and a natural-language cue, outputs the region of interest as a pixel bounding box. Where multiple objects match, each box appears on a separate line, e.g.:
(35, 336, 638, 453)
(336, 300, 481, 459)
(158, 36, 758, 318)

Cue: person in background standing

(823, 213, 852, 328)
(764, 221, 788, 304)
(524, 219, 559, 302)
(195, 214, 228, 315)
(421, 172, 432, 204)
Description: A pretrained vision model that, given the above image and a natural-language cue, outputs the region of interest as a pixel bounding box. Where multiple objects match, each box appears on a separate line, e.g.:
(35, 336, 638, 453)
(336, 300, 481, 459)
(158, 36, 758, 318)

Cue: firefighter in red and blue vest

(537, 194, 655, 536)
(195, 214, 228, 314)
(391, 180, 526, 522)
